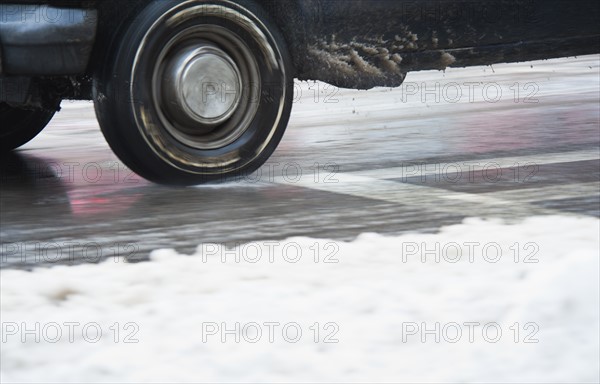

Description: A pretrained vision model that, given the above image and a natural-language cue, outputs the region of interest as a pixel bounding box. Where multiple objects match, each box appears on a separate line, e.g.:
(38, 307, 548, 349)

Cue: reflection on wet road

(1, 55, 599, 269)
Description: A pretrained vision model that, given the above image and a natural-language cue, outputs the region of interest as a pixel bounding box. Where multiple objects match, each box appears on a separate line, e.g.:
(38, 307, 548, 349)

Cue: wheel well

(89, 0, 307, 79)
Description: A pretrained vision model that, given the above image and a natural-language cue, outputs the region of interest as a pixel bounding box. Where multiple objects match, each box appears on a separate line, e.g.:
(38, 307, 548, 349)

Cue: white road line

(274, 173, 561, 217)
(273, 150, 599, 217)
(346, 149, 600, 180)
(484, 182, 600, 203)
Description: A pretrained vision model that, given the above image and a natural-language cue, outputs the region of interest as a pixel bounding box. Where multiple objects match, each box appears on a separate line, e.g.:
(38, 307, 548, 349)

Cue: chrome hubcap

(162, 44, 242, 128)
(152, 26, 261, 150)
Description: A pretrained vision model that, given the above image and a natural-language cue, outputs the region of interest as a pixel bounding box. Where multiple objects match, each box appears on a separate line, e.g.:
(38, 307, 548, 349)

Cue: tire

(0, 103, 56, 152)
(94, 0, 294, 185)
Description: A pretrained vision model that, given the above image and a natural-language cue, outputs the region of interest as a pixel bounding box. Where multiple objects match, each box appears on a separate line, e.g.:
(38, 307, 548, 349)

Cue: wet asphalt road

(1, 55, 599, 269)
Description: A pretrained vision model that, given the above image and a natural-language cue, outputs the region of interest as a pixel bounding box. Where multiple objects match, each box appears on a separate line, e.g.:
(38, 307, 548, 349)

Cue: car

(1, 0, 599, 185)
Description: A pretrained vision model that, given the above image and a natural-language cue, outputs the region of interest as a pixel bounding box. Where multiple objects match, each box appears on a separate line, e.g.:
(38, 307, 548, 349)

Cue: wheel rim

(152, 25, 261, 150)
(128, 1, 289, 175)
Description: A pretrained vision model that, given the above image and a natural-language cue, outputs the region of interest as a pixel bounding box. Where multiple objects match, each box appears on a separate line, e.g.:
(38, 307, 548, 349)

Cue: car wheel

(94, 0, 293, 185)
(0, 103, 56, 152)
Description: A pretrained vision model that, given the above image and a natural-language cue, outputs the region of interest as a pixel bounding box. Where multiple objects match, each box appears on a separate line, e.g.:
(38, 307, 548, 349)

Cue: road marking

(484, 182, 600, 203)
(346, 150, 600, 180)
(274, 150, 600, 217)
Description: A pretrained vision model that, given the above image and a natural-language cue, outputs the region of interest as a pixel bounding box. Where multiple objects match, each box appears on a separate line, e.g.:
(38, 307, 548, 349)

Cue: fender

(0, 0, 599, 88)
(288, 0, 600, 89)
(0, 3, 98, 75)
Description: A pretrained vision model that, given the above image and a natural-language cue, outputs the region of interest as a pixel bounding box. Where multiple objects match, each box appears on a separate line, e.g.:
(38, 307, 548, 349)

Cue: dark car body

(2, 0, 599, 93)
(1, 0, 599, 184)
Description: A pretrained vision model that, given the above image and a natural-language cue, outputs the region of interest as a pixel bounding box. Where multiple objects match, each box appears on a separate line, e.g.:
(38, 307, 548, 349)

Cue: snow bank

(1, 216, 599, 383)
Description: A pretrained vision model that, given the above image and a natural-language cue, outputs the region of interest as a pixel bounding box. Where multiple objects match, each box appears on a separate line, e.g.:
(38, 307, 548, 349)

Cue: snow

(1, 216, 599, 383)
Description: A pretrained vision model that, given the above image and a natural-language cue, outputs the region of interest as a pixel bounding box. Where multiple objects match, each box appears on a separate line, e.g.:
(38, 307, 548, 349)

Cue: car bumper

(0, 4, 97, 75)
